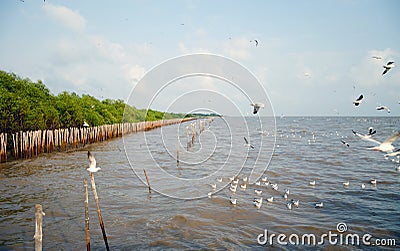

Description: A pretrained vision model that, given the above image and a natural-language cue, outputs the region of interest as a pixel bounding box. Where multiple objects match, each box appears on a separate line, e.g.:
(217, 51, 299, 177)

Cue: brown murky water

(1, 117, 399, 250)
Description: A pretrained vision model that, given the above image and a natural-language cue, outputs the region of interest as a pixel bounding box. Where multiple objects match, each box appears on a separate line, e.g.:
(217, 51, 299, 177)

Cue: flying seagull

(244, 137, 255, 149)
(382, 61, 395, 75)
(87, 151, 101, 173)
(364, 131, 400, 153)
(372, 56, 382, 60)
(352, 129, 381, 144)
(368, 127, 377, 136)
(341, 140, 350, 147)
(250, 102, 265, 114)
(353, 94, 364, 106)
(250, 40, 259, 46)
(376, 105, 390, 113)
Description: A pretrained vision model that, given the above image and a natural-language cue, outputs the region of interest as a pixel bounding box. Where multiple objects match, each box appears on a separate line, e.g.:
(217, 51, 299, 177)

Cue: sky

(0, 0, 399, 116)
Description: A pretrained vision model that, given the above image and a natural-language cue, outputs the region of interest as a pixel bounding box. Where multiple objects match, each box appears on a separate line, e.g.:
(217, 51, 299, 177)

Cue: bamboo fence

(0, 118, 195, 162)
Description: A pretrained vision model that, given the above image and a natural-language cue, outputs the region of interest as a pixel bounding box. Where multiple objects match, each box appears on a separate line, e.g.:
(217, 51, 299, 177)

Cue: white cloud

(43, 4, 86, 32)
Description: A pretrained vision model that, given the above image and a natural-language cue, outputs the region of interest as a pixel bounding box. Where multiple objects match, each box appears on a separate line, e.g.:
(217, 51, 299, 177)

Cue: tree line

(0, 70, 188, 134)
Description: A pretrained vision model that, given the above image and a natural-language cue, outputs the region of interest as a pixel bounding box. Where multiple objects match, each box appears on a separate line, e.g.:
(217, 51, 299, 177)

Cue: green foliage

(0, 70, 187, 133)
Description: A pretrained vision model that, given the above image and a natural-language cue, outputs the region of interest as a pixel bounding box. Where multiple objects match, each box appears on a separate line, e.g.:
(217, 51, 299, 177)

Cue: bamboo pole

(84, 178, 91, 251)
(89, 172, 110, 251)
(143, 169, 151, 193)
(34, 204, 44, 251)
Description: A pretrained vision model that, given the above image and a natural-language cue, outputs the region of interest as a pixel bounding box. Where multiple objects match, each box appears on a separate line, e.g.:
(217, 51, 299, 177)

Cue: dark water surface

(1, 117, 399, 250)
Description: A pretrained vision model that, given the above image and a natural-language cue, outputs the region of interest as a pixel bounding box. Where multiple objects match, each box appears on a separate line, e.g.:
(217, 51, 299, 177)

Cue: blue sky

(1, 0, 399, 116)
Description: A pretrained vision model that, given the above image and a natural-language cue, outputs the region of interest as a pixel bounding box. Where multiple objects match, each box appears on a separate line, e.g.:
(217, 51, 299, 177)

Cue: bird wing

(382, 131, 400, 145)
(387, 61, 394, 65)
(244, 137, 249, 144)
(352, 130, 381, 145)
(253, 106, 260, 114)
(356, 94, 363, 101)
(382, 67, 389, 75)
(88, 151, 96, 168)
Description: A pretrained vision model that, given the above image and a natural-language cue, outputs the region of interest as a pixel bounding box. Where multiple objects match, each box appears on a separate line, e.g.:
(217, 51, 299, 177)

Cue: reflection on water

(0, 117, 399, 250)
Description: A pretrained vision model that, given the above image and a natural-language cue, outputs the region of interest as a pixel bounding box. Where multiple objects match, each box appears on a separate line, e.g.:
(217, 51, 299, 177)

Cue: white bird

(240, 183, 247, 190)
(250, 102, 265, 114)
(261, 176, 268, 182)
(229, 176, 235, 182)
(376, 105, 390, 113)
(264, 181, 270, 186)
(343, 181, 350, 187)
(243, 176, 248, 182)
(255, 181, 261, 186)
(210, 184, 217, 190)
(341, 140, 350, 147)
(284, 189, 290, 195)
(283, 193, 288, 200)
(217, 177, 223, 183)
(271, 183, 278, 191)
(254, 200, 262, 208)
(368, 131, 400, 153)
(254, 197, 263, 204)
(207, 192, 213, 198)
(361, 184, 366, 189)
(352, 129, 380, 144)
(292, 199, 300, 208)
(315, 202, 324, 208)
(370, 179, 377, 185)
(385, 149, 400, 157)
(353, 94, 364, 107)
(286, 202, 292, 210)
(230, 185, 237, 193)
(232, 179, 239, 184)
(229, 197, 237, 205)
(243, 137, 255, 149)
(382, 61, 395, 75)
(266, 196, 274, 203)
(309, 180, 316, 186)
(368, 127, 377, 136)
(372, 56, 382, 60)
(87, 151, 101, 173)
(255, 189, 263, 196)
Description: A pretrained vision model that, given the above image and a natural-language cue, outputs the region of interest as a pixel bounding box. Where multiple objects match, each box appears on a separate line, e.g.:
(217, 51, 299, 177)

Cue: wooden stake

(34, 204, 44, 251)
(143, 169, 151, 193)
(84, 178, 91, 251)
(89, 172, 110, 251)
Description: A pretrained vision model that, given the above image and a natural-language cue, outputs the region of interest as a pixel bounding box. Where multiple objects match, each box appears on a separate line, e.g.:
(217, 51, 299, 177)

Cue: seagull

(343, 181, 350, 187)
(210, 184, 217, 190)
(376, 105, 390, 113)
(315, 202, 324, 208)
(254, 200, 262, 208)
(243, 176, 248, 182)
(207, 192, 213, 198)
(250, 39, 259, 47)
(229, 197, 237, 205)
(341, 140, 350, 147)
(370, 179, 377, 185)
(250, 102, 265, 114)
(352, 129, 380, 144)
(87, 151, 101, 173)
(283, 193, 288, 200)
(230, 185, 237, 193)
(217, 177, 223, 183)
(382, 61, 395, 75)
(255, 190, 263, 196)
(385, 149, 400, 157)
(353, 94, 364, 106)
(232, 179, 239, 184)
(361, 184, 366, 189)
(291, 199, 300, 208)
(243, 137, 255, 149)
(309, 180, 316, 186)
(240, 183, 247, 189)
(367, 131, 400, 153)
(255, 181, 261, 186)
(372, 56, 382, 60)
(286, 202, 292, 210)
(254, 197, 263, 204)
(266, 196, 274, 203)
(264, 181, 270, 186)
(271, 183, 278, 191)
(261, 176, 268, 182)
(284, 189, 290, 195)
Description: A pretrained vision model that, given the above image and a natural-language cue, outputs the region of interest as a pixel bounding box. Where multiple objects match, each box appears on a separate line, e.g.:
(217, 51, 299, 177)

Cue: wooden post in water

(143, 169, 151, 193)
(176, 136, 180, 167)
(89, 172, 110, 251)
(84, 178, 91, 251)
(34, 204, 44, 251)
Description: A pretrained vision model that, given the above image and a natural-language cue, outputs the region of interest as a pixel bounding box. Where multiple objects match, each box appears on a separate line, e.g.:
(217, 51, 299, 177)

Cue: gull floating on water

(217, 177, 223, 183)
(286, 202, 292, 210)
(283, 193, 288, 200)
(208, 192, 213, 198)
(284, 189, 290, 195)
(232, 179, 239, 184)
(353, 94, 364, 107)
(341, 140, 350, 147)
(255, 190, 262, 196)
(250, 102, 265, 114)
(254, 197, 263, 208)
(315, 202, 324, 208)
(382, 61, 395, 75)
(271, 183, 278, 191)
(244, 137, 255, 149)
(291, 199, 299, 208)
(370, 179, 377, 185)
(240, 184, 247, 190)
(243, 176, 248, 182)
(210, 184, 217, 190)
(87, 151, 101, 173)
(310, 180, 316, 186)
(261, 177, 268, 182)
(230, 185, 237, 193)
(255, 181, 261, 186)
(343, 181, 350, 187)
(361, 184, 366, 189)
(229, 197, 237, 205)
(266, 196, 274, 203)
